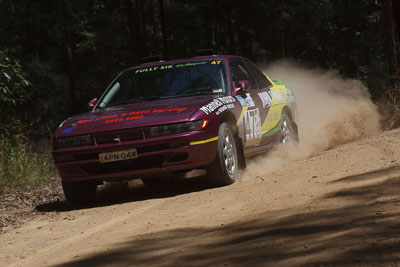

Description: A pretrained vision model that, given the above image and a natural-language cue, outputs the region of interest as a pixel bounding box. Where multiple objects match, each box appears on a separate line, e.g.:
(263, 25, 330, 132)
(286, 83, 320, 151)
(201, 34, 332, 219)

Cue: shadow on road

(54, 168, 400, 266)
(36, 173, 212, 213)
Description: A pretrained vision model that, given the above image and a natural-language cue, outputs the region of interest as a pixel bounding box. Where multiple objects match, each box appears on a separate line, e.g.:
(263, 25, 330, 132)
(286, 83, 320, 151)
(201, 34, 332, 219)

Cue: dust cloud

(243, 61, 381, 178)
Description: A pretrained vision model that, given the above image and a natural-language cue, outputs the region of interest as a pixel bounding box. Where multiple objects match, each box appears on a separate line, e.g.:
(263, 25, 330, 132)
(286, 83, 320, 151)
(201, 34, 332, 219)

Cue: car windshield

(98, 60, 228, 108)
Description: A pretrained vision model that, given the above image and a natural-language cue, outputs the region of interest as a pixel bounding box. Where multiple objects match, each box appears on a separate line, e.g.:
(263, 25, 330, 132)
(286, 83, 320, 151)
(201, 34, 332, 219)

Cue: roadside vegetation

(0, 133, 55, 193)
(0, 52, 55, 193)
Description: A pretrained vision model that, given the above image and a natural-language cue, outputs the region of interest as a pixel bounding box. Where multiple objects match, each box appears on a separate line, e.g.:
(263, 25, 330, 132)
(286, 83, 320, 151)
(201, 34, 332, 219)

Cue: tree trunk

(61, 0, 78, 114)
(384, 0, 398, 76)
(151, 0, 157, 38)
(393, 0, 400, 43)
(393, 0, 400, 72)
(139, 0, 147, 56)
(226, 2, 236, 54)
(158, 0, 168, 59)
(126, 0, 143, 66)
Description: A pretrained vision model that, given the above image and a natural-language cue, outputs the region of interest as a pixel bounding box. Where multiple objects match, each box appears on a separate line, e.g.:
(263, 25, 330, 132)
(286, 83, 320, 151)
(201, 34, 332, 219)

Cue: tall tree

(384, 0, 398, 76)
(62, 0, 78, 114)
(126, 0, 143, 65)
(393, 0, 400, 73)
(393, 0, 400, 43)
(158, 0, 169, 59)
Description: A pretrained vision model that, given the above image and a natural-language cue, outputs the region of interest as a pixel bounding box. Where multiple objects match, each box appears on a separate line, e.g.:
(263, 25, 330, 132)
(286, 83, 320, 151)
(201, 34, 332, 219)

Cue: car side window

(246, 62, 273, 89)
(229, 59, 259, 91)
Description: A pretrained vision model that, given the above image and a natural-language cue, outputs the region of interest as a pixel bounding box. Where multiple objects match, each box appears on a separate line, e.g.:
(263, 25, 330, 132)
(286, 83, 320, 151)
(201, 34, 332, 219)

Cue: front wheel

(62, 180, 97, 206)
(206, 123, 238, 186)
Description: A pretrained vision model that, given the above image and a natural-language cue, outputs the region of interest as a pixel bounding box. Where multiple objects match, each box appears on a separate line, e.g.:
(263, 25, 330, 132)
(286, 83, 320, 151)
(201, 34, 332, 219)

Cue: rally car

(52, 55, 298, 205)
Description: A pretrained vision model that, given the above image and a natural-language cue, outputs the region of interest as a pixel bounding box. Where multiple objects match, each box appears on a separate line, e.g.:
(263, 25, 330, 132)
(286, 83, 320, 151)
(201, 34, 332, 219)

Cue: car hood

(55, 95, 214, 137)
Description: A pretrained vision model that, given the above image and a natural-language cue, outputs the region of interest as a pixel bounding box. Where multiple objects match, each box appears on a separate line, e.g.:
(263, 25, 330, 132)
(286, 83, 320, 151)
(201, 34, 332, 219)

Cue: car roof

(125, 55, 246, 71)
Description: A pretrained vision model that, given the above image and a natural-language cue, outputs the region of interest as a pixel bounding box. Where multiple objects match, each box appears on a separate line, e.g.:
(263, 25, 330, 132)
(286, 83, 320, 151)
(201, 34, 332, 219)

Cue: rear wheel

(206, 123, 238, 186)
(280, 113, 299, 145)
(62, 180, 97, 206)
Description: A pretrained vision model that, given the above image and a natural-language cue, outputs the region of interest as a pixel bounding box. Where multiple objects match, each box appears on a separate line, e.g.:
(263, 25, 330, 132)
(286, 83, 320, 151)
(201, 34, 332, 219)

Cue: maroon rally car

(52, 55, 298, 205)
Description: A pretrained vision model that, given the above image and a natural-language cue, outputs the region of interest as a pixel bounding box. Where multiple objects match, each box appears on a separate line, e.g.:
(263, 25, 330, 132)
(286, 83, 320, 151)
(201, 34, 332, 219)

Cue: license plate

(99, 149, 138, 163)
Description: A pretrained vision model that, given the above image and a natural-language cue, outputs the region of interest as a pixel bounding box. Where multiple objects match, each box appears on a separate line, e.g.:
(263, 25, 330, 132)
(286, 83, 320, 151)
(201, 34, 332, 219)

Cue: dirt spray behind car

(242, 61, 381, 178)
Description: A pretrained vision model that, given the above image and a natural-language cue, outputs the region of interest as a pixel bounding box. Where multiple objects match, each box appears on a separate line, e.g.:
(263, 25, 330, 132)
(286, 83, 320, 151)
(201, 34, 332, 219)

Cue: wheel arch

(220, 111, 237, 134)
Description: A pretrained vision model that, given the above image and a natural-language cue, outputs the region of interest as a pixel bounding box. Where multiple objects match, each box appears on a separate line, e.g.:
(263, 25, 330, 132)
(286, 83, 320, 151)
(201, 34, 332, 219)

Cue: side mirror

(88, 98, 98, 110)
(234, 80, 250, 95)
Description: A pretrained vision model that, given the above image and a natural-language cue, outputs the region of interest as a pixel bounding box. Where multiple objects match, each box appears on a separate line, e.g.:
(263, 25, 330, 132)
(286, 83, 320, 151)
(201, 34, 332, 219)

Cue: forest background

(0, 0, 399, 191)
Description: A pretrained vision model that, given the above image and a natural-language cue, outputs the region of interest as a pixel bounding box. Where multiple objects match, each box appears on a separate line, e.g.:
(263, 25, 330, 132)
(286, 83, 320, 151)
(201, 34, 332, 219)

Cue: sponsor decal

(135, 61, 208, 74)
(258, 89, 295, 108)
(61, 127, 74, 133)
(199, 96, 236, 115)
(236, 94, 255, 107)
(71, 107, 187, 125)
(135, 65, 172, 73)
(176, 61, 207, 68)
(105, 115, 143, 124)
(216, 103, 235, 116)
(152, 107, 187, 113)
(281, 88, 296, 103)
(257, 91, 284, 108)
(77, 119, 94, 124)
(244, 108, 262, 147)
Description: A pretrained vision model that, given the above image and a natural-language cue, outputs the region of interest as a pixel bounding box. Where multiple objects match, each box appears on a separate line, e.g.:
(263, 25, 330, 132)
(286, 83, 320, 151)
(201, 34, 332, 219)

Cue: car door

(229, 59, 266, 148)
(244, 61, 280, 147)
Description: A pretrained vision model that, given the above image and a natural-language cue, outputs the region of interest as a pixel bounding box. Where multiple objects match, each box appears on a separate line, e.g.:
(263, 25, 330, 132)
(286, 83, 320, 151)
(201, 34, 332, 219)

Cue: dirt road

(1, 128, 399, 266)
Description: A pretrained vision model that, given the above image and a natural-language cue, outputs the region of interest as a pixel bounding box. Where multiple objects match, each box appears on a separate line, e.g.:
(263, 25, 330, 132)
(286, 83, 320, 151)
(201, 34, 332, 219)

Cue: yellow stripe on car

(261, 104, 283, 134)
(190, 136, 219, 146)
(261, 85, 285, 135)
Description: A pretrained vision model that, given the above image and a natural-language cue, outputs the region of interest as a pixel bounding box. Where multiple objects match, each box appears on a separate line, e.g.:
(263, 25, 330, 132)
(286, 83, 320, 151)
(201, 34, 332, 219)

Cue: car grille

(92, 128, 145, 145)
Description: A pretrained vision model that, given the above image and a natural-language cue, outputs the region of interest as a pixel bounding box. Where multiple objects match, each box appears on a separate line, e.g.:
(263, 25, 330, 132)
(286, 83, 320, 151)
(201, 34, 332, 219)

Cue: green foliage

(0, 134, 56, 193)
(0, 51, 31, 114)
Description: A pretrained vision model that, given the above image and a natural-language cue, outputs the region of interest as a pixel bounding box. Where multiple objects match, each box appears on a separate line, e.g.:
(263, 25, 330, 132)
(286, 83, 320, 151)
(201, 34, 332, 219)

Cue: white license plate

(99, 149, 138, 163)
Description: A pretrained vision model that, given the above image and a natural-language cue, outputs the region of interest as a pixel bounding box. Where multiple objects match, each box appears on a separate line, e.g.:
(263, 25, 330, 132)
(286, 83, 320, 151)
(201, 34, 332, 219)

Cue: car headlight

(54, 135, 92, 149)
(147, 119, 209, 138)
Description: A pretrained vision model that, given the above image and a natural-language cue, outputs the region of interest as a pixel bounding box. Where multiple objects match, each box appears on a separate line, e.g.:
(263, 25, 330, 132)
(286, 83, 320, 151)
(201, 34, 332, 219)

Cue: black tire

(62, 180, 97, 206)
(280, 113, 297, 145)
(206, 123, 238, 186)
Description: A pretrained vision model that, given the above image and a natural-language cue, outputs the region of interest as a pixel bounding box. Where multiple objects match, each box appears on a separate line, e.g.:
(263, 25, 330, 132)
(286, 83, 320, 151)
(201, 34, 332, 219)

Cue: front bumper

(53, 131, 218, 182)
